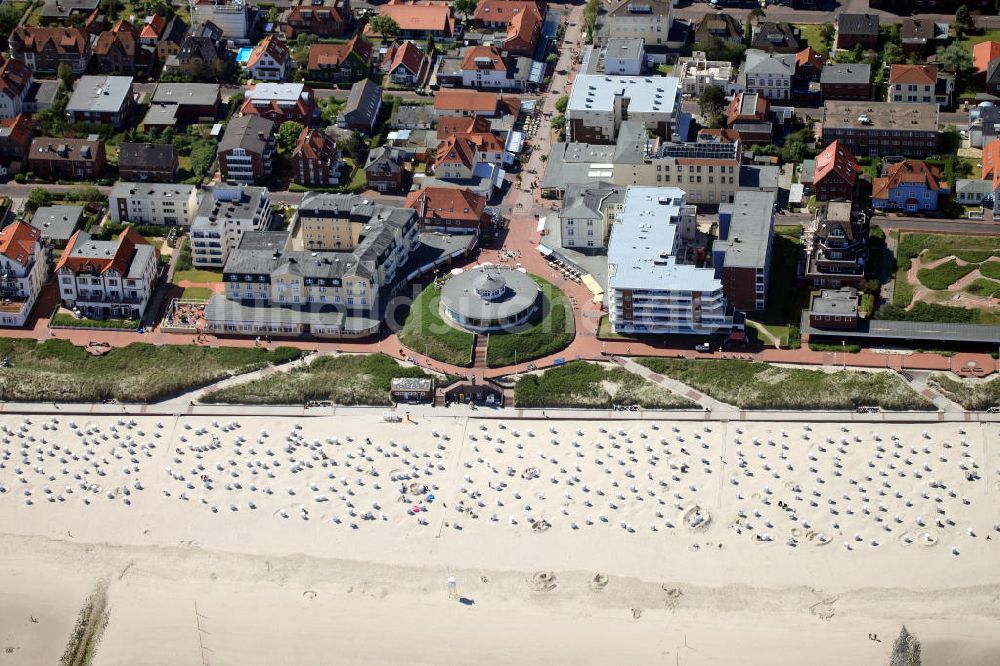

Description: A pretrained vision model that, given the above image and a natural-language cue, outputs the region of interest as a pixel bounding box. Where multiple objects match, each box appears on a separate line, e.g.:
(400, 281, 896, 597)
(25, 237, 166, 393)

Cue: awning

(537, 244, 553, 257)
(582, 274, 604, 299)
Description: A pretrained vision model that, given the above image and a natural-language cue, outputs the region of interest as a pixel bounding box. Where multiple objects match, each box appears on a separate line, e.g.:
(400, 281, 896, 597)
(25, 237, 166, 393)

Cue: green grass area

(980, 261, 1000, 280)
(635, 358, 934, 411)
(344, 158, 367, 191)
(929, 373, 1000, 411)
(757, 226, 806, 346)
(202, 353, 434, 406)
(486, 276, 574, 367)
(808, 341, 862, 353)
(174, 269, 223, 283)
(399, 286, 474, 366)
(181, 286, 214, 301)
(954, 28, 1000, 54)
(966, 278, 1000, 298)
(50, 313, 138, 330)
(916, 259, 978, 290)
(0, 340, 301, 403)
(794, 23, 832, 53)
(514, 361, 695, 409)
(892, 232, 1000, 307)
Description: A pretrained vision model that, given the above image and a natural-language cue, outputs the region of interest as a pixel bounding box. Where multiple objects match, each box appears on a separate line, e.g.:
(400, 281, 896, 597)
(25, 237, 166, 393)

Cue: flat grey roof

(152, 82, 220, 107)
(540, 142, 617, 190)
(820, 63, 871, 85)
(822, 101, 939, 132)
(567, 74, 679, 116)
(391, 377, 432, 391)
(810, 289, 858, 316)
(739, 165, 780, 190)
(800, 313, 1000, 344)
(66, 76, 133, 114)
(204, 295, 380, 333)
(716, 190, 775, 269)
(30, 205, 83, 242)
(142, 103, 179, 126)
(440, 266, 540, 322)
(605, 38, 644, 60)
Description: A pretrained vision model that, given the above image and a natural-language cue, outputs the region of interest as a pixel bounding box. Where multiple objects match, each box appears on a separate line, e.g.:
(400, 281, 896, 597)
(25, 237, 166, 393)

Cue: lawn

(929, 373, 1000, 411)
(202, 353, 434, 406)
(50, 313, 139, 330)
(486, 276, 574, 367)
(980, 261, 1000, 280)
(892, 232, 1000, 307)
(0, 340, 301, 403)
(635, 358, 934, 411)
(174, 269, 224, 283)
(955, 28, 1000, 54)
(756, 226, 806, 346)
(794, 23, 833, 53)
(399, 286, 474, 366)
(181, 286, 214, 300)
(966, 278, 1000, 298)
(916, 259, 978, 290)
(514, 361, 695, 409)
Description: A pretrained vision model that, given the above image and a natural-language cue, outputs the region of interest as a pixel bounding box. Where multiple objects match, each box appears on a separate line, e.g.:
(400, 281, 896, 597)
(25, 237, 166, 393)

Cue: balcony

(73, 292, 144, 305)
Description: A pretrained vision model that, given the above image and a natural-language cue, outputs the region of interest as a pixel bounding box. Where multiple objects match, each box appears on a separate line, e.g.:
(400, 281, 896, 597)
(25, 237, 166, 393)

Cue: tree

(57, 63, 74, 90)
(554, 95, 569, 114)
(0, 3, 22, 42)
(819, 22, 835, 51)
(882, 42, 904, 66)
(337, 131, 366, 161)
(936, 42, 972, 77)
(888, 625, 921, 666)
(454, 0, 477, 22)
(694, 36, 744, 64)
(955, 5, 975, 37)
(368, 15, 400, 40)
(27, 188, 53, 211)
(277, 121, 304, 153)
(698, 85, 727, 120)
(68, 186, 105, 203)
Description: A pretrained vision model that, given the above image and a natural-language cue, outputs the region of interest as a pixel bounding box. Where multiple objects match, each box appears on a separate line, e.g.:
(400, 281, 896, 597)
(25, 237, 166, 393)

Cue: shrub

(916, 259, 977, 290)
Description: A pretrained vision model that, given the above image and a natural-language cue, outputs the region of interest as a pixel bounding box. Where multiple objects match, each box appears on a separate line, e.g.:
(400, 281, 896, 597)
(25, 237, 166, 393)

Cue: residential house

(433, 133, 498, 179)
(969, 104, 1000, 149)
(192, 0, 250, 39)
(291, 128, 341, 188)
(95, 20, 153, 76)
(794, 47, 824, 83)
(38, 0, 99, 25)
(954, 179, 995, 206)
(820, 63, 871, 101)
(714, 190, 775, 312)
(189, 183, 271, 268)
(804, 202, 868, 288)
(693, 12, 742, 46)
(0, 114, 33, 165)
(433, 89, 518, 118)
(405, 186, 487, 234)
(307, 36, 371, 82)
(146, 82, 221, 127)
(369, 5, 454, 41)
(607, 187, 735, 335)
(566, 74, 683, 144)
(601, 39, 645, 76)
(604, 0, 674, 47)
(219, 115, 276, 184)
(28, 137, 107, 180)
(364, 147, 406, 193)
(820, 101, 939, 158)
(108, 182, 200, 226)
(460, 46, 512, 90)
(241, 83, 316, 124)
(750, 22, 802, 54)
(0, 221, 47, 327)
(872, 160, 946, 212)
(558, 181, 624, 251)
(55, 227, 160, 321)
(973, 41, 1000, 88)
(390, 104, 434, 130)
(29, 205, 83, 249)
(740, 49, 794, 101)
(9, 26, 91, 75)
(117, 143, 178, 182)
(674, 51, 737, 96)
(502, 2, 543, 57)
(65, 75, 135, 129)
(888, 64, 952, 107)
(155, 17, 189, 62)
(383, 41, 428, 87)
(812, 140, 860, 202)
(982, 139, 1000, 199)
(164, 21, 225, 79)
(282, 0, 351, 38)
(0, 58, 33, 120)
(473, 0, 538, 29)
(727, 92, 772, 144)
(836, 13, 879, 50)
(901, 18, 948, 57)
(245, 34, 290, 82)
(806, 287, 860, 329)
(139, 14, 167, 47)
(337, 79, 381, 133)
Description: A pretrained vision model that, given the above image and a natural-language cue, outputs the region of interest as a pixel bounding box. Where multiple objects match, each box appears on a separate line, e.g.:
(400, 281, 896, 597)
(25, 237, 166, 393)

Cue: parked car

(695, 342, 712, 352)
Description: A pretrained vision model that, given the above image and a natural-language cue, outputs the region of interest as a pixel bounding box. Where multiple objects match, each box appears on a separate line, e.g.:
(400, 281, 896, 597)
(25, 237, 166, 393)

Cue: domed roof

(474, 271, 506, 296)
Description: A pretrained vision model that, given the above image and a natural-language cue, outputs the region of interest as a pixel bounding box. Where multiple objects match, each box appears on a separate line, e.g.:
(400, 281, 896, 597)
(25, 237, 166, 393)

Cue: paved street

(673, 0, 1000, 27)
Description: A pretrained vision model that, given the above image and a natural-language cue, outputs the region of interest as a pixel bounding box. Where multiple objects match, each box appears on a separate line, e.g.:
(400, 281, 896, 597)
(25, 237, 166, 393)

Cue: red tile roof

(435, 134, 477, 169)
(405, 186, 486, 223)
(0, 220, 40, 266)
(814, 140, 860, 188)
(461, 45, 506, 72)
(0, 58, 31, 101)
(795, 47, 824, 72)
(246, 34, 289, 68)
(385, 41, 426, 76)
(140, 14, 166, 40)
(56, 227, 152, 275)
(973, 40, 1000, 75)
(474, 0, 540, 23)
(872, 160, 942, 200)
(292, 126, 337, 161)
(889, 63, 936, 86)
(372, 5, 453, 35)
(0, 113, 33, 153)
(505, 4, 542, 52)
(11, 26, 89, 56)
(437, 115, 491, 136)
(982, 139, 1000, 188)
(94, 20, 141, 57)
(433, 89, 503, 114)
(307, 36, 371, 70)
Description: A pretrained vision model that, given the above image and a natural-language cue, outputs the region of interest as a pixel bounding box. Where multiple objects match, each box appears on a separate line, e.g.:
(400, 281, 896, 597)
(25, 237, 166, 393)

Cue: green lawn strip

(635, 358, 934, 411)
(513, 360, 695, 409)
(759, 231, 806, 333)
(50, 313, 138, 330)
(954, 28, 1000, 54)
(180, 286, 214, 300)
(928, 373, 1000, 411)
(399, 286, 474, 366)
(899, 233, 1000, 265)
(202, 353, 433, 406)
(980, 260, 1000, 280)
(486, 277, 574, 367)
(965, 278, 1000, 298)
(0, 340, 301, 402)
(794, 23, 832, 52)
(916, 259, 978, 290)
(173, 269, 224, 283)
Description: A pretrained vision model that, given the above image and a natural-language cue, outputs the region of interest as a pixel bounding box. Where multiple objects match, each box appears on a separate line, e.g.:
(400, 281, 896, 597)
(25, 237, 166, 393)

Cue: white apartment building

(0, 221, 47, 327)
(675, 51, 738, 96)
(607, 186, 734, 335)
(740, 49, 794, 101)
(604, 0, 673, 47)
(602, 39, 645, 75)
(0, 58, 32, 120)
(193, 0, 250, 39)
(566, 72, 682, 144)
(55, 228, 160, 321)
(190, 183, 271, 268)
(559, 181, 624, 251)
(109, 182, 200, 226)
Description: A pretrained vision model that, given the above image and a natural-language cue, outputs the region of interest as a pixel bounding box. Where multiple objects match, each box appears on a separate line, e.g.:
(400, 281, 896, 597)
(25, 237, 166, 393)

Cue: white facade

(602, 39, 644, 76)
(675, 51, 738, 96)
(741, 50, 793, 101)
(247, 50, 287, 82)
(607, 186, 733, 335)
(0, 222, 47, 327)
(190, 184, 272, 268)
(461, 65, 510, 89)
(109, 182, 200, 226)
(566, 72, 682, 143)
(193, 0, 250, 39)
(56, 232, 159, 321)
(606, 1, 673, 47)
(888, 81, 934, 104)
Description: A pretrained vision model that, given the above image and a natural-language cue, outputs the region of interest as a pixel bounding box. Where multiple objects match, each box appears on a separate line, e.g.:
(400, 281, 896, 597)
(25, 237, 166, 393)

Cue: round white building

(440, 267, 541, 333)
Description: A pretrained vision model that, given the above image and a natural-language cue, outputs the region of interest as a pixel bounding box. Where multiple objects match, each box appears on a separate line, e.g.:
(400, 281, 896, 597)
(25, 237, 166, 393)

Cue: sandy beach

(1, 412, 998, 664)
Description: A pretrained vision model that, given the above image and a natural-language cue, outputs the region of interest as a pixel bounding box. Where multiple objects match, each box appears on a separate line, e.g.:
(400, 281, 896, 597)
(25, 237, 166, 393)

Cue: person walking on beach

(447, 576, 458, 599)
